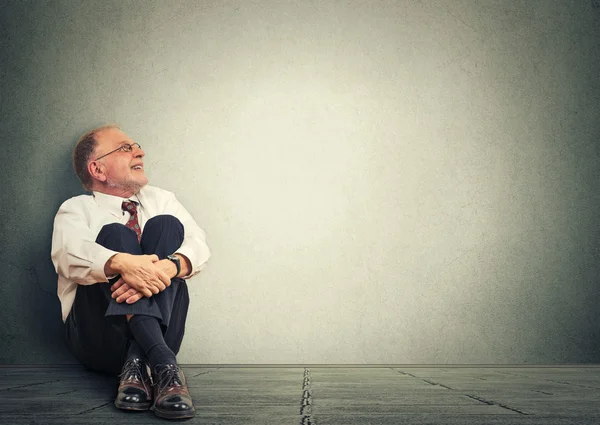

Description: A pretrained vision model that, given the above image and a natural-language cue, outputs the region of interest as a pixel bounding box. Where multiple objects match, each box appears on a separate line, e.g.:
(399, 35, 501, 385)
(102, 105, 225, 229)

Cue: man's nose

(133, 145, 145, 157)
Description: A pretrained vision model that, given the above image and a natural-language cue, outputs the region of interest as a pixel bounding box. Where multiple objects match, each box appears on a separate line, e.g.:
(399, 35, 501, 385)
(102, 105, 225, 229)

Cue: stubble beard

(106, 176, 147, 195)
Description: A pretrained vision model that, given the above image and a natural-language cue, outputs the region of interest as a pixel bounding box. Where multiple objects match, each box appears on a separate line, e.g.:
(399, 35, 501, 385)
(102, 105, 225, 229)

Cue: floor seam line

(75, 401, 112, 415)
(464, 394, 532, 415)
(300, 367, 314, 425)
(0, 378, 64, 391)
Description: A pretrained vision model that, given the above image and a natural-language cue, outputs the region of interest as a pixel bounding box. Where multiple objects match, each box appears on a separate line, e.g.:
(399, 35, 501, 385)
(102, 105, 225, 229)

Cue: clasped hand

(110, 254, 172, 304)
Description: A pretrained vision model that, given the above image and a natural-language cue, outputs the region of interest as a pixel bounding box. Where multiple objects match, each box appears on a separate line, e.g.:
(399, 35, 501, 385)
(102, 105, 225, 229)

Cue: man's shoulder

(137, 185, 184, 214)
(53, 194, 96, 223)
(58, 193, 95, 210)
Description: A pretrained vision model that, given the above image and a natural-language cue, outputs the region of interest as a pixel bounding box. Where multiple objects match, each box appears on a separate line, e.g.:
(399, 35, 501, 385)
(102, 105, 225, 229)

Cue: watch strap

(167, 254, 181, 277)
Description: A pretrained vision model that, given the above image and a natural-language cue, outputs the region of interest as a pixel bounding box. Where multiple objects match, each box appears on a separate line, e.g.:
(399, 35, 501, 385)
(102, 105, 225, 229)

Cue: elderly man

(51, 125, 211, 419)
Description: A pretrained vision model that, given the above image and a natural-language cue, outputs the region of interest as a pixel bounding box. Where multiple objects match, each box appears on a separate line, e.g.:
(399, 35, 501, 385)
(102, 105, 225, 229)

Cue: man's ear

(88, 160, 107, 183)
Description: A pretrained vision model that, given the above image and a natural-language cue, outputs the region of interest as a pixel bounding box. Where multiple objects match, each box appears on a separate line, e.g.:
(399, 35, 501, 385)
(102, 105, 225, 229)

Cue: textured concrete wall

(1, 0, 599, 364)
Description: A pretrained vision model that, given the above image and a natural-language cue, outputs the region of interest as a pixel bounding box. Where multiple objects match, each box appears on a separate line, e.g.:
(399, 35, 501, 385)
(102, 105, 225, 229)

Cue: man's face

(92, 128, 148, 195)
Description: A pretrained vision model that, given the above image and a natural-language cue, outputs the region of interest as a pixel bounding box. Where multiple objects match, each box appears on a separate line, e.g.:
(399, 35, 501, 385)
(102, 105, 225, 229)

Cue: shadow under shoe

(114, 357, 153, 411)
(151, 364, 195, 419)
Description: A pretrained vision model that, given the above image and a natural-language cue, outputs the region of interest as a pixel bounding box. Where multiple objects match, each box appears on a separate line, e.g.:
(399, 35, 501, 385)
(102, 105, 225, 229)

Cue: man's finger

(137, 286, 153, 298)
(110, 278, 125, 292)
(153, 279, 166, 292)
(112, 283, 131, 299)
(149, 254, 159, 262)
(125, 292, 144, 304)
(117, 287, 138, 303)
(157, 269, 171, 287)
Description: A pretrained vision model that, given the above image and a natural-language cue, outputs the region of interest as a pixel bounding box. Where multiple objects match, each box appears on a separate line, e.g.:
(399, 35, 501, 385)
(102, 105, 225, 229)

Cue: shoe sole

(114, 400, 152, 411)
(151, 405, 196, 419)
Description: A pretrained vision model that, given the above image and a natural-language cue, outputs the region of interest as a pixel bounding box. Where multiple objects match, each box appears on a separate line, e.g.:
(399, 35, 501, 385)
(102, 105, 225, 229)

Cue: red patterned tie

(122, 200, 142, 242)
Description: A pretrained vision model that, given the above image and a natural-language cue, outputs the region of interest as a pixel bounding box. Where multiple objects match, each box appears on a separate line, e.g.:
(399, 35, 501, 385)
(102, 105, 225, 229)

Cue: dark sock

(128, 315, 177, 368)
(126, 339, 145, 359)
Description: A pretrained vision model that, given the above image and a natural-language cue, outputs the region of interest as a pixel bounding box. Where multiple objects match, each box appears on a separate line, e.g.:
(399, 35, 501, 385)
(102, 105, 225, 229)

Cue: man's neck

(91, 185, 142, 199)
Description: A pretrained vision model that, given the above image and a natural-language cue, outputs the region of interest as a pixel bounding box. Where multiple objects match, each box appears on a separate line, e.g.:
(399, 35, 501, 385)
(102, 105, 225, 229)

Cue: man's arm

(52, 198, 120, 285)
(51, 198, 171, 297)
(110, 188, 211, 304)
(111, 253, 191, 303)
(105, 252, 171, 297)
(163, 190, 211, 278)
(153, 253, 192, 279)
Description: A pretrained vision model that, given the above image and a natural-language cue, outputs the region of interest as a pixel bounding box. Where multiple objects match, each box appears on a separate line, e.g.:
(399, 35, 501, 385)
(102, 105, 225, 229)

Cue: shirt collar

(93, 191, 142, 217)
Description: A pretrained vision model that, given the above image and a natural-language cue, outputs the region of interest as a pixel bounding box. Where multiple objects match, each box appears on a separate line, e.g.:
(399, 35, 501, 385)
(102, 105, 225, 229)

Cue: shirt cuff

(92, 247, 121, 283)
(175, 243, 210, 279)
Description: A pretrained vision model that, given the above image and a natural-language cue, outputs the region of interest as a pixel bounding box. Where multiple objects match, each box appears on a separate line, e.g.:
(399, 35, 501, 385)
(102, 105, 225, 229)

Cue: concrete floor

(1, 366, 600, 424)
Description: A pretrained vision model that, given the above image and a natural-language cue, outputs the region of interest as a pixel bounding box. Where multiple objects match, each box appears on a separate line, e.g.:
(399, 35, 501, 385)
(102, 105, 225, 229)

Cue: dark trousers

(65, 215, 190, 374)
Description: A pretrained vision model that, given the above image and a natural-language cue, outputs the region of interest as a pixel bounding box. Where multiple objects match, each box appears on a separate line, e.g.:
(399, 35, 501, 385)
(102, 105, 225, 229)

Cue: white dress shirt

(51, 185, 211, 322)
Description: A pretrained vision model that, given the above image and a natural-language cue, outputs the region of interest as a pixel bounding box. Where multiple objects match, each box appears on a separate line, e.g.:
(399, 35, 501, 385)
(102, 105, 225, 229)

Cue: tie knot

(122, 200, 138, 213)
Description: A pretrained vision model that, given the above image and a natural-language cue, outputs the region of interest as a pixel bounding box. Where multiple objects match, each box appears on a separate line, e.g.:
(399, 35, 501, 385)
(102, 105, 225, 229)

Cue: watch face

(168, 255, 180, 273)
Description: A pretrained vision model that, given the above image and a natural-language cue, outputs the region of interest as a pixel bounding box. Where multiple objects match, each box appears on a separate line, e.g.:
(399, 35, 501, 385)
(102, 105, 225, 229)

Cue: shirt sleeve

(161, 191, 211, 279)
(51, 199, 118, 285)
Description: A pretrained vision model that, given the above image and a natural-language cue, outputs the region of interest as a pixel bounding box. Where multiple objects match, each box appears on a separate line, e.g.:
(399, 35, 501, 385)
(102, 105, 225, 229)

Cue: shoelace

(154, 364, 184, 395)
(119, 358, 151, 395)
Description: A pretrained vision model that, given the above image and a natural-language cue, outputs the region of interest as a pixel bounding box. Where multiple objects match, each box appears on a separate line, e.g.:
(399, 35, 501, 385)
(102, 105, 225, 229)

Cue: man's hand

(110, 257, 179, 303)
(111, 279, 145, 303)
(153, 258, 179, 279)
(106, 253, 171, 299)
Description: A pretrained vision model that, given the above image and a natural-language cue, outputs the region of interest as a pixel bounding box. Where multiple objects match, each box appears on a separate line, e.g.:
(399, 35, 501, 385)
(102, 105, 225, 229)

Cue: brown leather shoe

(114, 357, 153, 411)
(151, 364, 195, 419)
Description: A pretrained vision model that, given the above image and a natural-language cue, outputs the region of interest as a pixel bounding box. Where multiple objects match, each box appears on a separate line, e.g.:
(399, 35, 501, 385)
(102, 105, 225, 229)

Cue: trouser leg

(65, 216, 190, 373)
(139, 215, 189, 354)
(65, 223, 140, 373)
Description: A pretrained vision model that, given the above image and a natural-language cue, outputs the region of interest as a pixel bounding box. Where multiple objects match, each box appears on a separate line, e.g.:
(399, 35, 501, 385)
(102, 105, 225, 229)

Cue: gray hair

(72, 124, 120, 190)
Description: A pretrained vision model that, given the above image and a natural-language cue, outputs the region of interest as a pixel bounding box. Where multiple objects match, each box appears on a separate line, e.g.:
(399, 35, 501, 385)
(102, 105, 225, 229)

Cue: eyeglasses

(94, 143, 141, 161)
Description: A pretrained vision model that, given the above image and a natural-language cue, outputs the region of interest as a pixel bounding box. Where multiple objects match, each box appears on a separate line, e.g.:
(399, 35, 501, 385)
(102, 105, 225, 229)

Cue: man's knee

(96, 223, 140, 251)
(144, 215, 183, 234)
(140, 215, 184, 256)
(143, 215, 184, 244)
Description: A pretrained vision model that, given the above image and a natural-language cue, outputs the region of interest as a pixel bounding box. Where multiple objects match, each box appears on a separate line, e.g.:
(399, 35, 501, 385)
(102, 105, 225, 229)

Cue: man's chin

(106, 179, 148, 195)
(132, 180, 148, 193)
(131, 174, 148, 189)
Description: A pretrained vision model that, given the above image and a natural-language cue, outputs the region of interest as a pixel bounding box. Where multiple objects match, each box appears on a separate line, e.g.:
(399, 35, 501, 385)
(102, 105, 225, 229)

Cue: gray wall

(1, 0, 599, 364)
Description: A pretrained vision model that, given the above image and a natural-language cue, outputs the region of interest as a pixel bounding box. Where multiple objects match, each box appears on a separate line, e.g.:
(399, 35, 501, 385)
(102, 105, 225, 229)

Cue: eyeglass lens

(123, 143, 140, 152)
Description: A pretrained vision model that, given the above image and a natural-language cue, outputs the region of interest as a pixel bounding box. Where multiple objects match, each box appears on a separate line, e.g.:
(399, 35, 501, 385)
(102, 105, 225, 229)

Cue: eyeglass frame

(94, 142, 141, 161)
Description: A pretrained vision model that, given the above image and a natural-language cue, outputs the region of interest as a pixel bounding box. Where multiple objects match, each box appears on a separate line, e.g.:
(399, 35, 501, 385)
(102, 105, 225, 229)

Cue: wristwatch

(167, 254, 181, 277)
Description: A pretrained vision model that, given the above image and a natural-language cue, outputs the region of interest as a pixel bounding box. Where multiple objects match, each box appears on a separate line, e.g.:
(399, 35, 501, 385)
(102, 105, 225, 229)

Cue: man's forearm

(154, 254, 192, 279)
(111, 253, 193, 304)
(107, 252, 192, 280)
